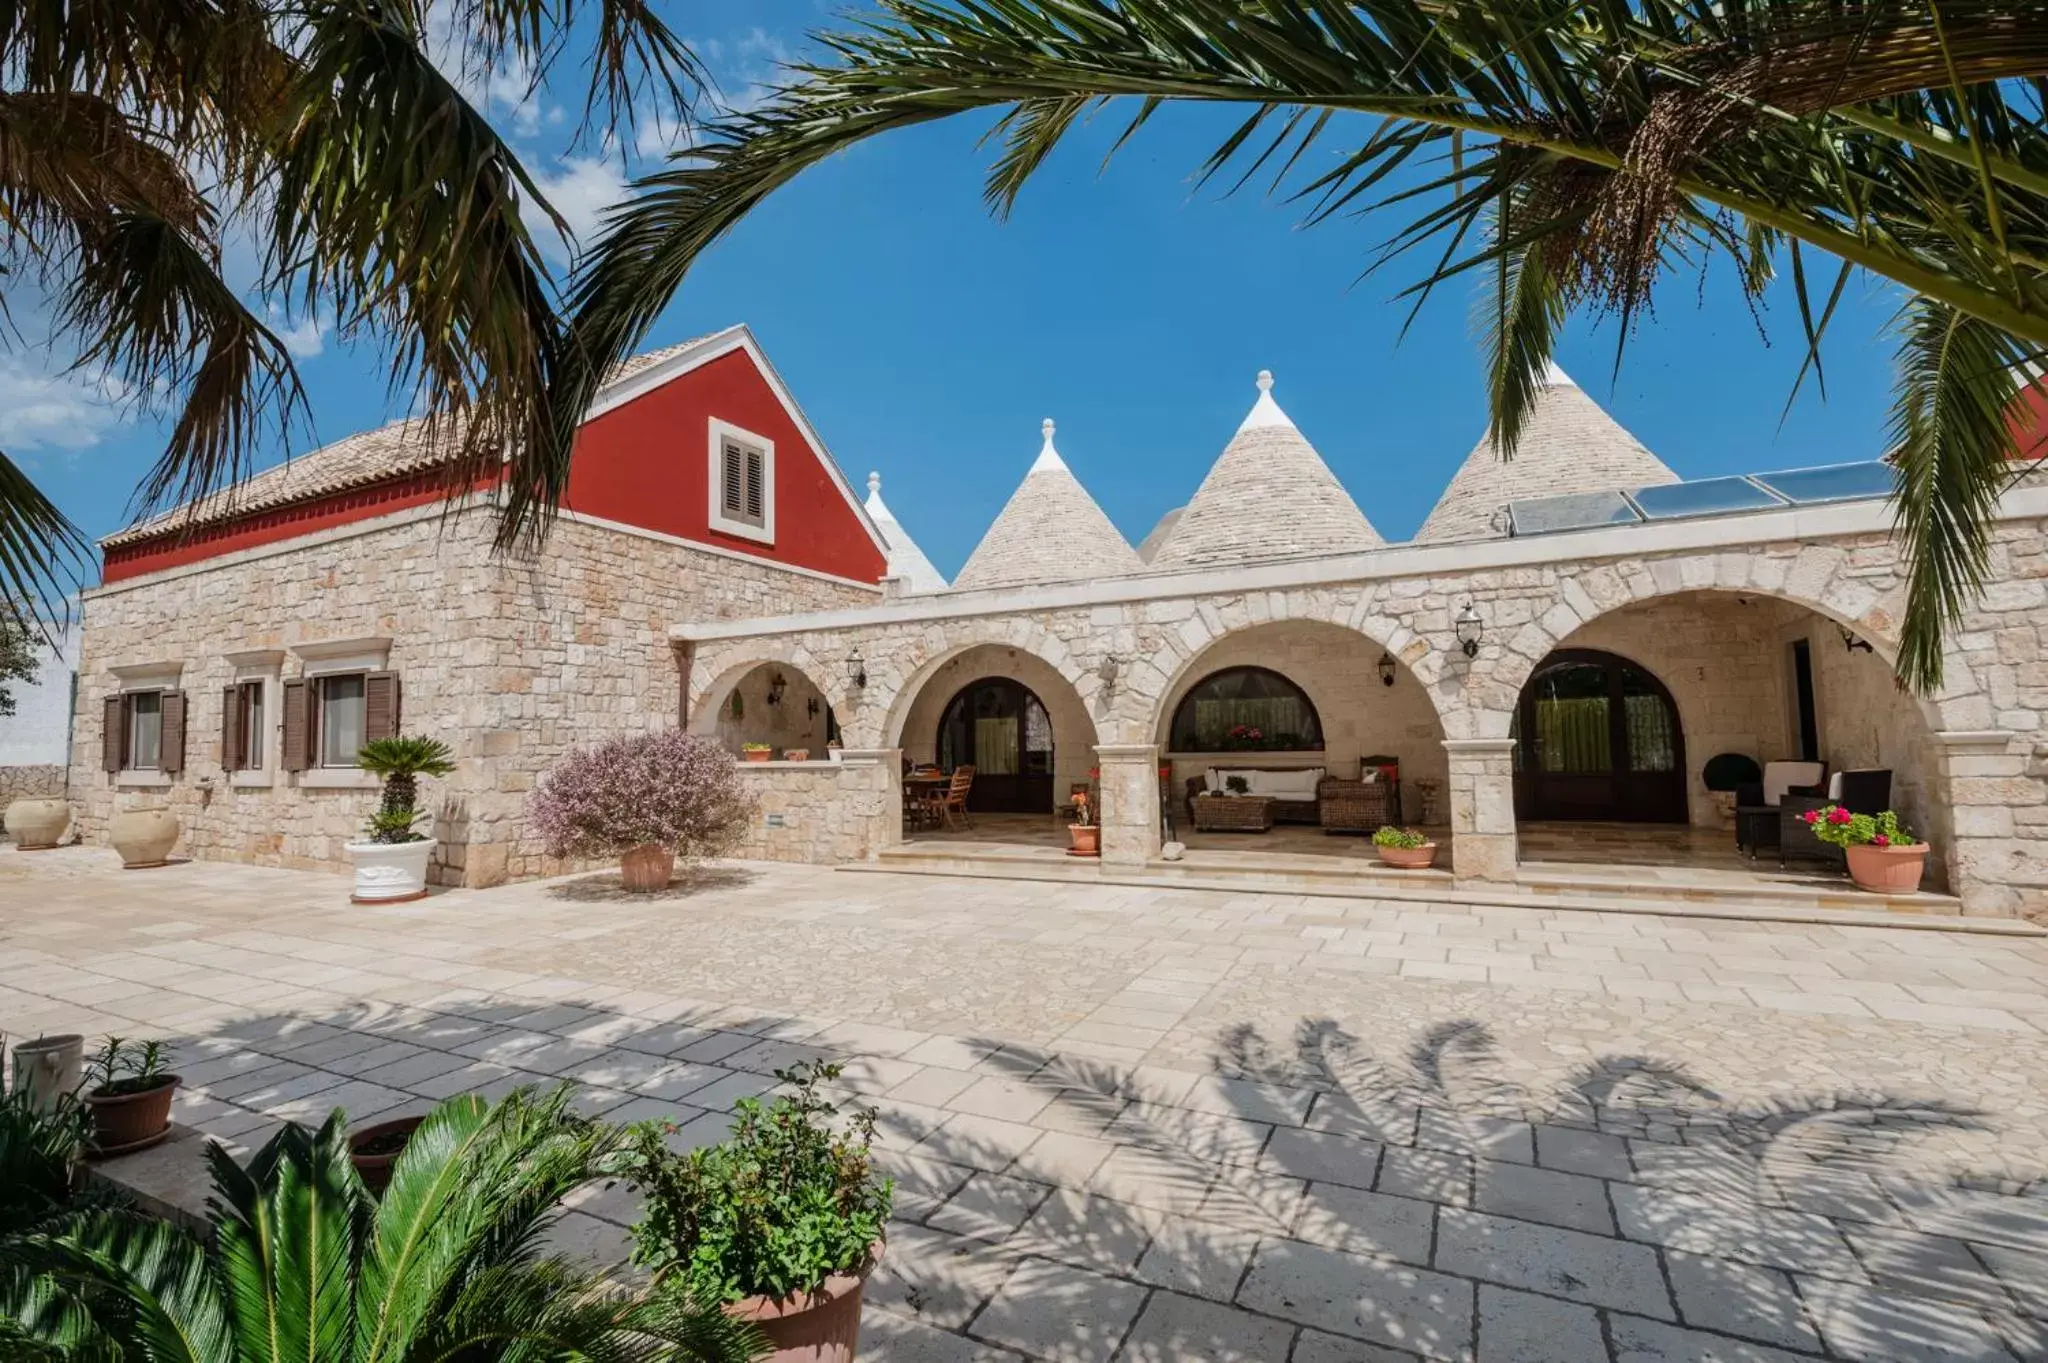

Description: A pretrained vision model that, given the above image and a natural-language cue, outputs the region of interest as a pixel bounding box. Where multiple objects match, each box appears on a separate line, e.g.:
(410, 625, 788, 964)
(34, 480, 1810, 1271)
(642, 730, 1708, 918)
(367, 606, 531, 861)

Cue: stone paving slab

(8, 845, 2048, 1363)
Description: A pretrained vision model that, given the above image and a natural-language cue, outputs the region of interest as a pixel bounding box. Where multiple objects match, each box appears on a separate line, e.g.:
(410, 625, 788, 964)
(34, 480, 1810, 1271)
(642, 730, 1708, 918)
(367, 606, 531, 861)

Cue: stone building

(68, 338, 2048, 919)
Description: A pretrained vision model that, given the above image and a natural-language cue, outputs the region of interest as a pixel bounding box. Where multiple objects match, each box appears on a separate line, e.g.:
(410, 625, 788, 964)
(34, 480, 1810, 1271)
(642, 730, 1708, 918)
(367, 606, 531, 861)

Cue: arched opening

(1167, 666, 1324, 754)
(1511, 649, 1687, 823)
(936, 677, 1056, 813)
(699, 661, 838, 760)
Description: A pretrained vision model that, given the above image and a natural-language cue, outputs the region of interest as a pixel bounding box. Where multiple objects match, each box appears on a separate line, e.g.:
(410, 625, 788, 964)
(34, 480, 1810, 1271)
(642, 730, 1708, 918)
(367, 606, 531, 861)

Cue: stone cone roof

(1148, 371, 1382, 571)
(863, 472, 948, 593)
(1413, 364, 1678, 543)
(951, 420, 1141, 591)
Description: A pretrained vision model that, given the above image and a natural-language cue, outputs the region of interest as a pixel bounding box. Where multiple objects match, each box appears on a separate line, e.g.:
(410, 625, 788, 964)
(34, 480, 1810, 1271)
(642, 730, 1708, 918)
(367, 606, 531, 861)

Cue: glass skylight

(1628, 477, 1786, 521)
(1749, 461, 1897, 505)
(1506, 490, 1640, 536)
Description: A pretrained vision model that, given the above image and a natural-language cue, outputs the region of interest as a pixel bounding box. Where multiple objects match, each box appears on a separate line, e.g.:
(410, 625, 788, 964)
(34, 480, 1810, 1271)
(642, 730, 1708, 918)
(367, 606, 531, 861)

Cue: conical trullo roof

(863, 471, 948, 593)
(1414, 364, 1679, 543)
(1149, 371, 1383, 571)
(951, 420, 1142, 591)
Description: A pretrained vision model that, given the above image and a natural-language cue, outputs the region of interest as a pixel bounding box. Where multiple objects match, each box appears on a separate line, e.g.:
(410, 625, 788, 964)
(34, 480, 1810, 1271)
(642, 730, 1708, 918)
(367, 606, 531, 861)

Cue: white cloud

(269, 310, 327, 359)
(0, 354, 133, 453)
(528, 155, 629, 264)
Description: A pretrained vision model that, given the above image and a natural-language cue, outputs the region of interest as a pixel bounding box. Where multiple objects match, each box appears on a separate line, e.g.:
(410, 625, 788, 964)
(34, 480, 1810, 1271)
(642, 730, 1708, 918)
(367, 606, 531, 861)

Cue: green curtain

(974, 717, 1019, 774)
(1534, 697, 1610, 772)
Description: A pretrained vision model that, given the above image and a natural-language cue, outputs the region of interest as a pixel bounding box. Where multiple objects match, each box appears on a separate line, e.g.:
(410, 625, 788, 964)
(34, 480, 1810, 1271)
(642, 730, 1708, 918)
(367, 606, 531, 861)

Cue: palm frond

(0, 451, 90, 643)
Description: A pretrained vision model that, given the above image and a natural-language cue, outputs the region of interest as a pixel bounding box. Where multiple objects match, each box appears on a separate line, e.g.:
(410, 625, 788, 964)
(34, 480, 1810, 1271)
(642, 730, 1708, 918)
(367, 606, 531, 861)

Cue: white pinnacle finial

(867, 470, 881, 497)
(1031, 417, 1067, 472)
(1238, 367, 1294, 432)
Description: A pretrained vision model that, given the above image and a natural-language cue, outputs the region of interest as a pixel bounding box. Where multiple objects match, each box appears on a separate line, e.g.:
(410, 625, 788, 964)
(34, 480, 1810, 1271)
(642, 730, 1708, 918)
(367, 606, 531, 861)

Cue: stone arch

(873, 620, 1099, 752)
(688, 645, 852, 748)
(886, 638, 1100, 816)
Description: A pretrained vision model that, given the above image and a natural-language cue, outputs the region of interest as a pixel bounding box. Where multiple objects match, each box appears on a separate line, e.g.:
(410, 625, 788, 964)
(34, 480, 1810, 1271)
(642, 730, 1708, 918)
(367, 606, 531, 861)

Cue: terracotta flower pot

(1376, 843, 1438, 870)
(1845, 842, 1930, 894)
(783, 749, 811, 763)
(85, 1076, 179, 1155)
(744, 749, 773, 763)
(620, 843, 675, 892)
(109, 805, 179, 868)
(349, 1114, 425, 1196)
(1067, 825, 1100, 858)
(4, 797, 70, 849)
(726, 1247, 881, 1363)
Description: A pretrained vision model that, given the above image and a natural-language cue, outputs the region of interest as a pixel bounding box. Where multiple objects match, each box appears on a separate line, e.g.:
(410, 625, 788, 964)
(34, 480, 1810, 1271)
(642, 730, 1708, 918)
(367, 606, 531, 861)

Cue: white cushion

(1825, 771, 1845, 800)
(1762, 761, 1826, 806)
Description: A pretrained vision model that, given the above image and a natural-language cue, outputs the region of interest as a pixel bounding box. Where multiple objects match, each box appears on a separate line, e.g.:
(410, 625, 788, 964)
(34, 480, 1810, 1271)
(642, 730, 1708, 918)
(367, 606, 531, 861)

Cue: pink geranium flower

(1872, 834, 1890, 848)
(1801, 810, 1819, 825)
(1828, 807, 1853, 825)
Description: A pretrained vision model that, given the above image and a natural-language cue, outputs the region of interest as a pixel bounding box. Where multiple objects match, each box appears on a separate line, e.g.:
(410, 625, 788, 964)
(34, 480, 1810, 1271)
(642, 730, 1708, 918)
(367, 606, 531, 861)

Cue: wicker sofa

(1184, 767, 1325, 825)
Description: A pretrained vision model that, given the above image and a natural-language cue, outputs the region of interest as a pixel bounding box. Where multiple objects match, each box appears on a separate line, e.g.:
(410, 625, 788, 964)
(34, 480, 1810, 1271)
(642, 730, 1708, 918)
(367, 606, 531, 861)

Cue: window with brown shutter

(221, 685, 242, 771)
(159, 691, 187, 774)
(102, 695, 125, 773)
(281, 678, 310, 772)
(363, 671, 401, 743)
(744, 447, 764, 521)
(721, 440, 746, 516)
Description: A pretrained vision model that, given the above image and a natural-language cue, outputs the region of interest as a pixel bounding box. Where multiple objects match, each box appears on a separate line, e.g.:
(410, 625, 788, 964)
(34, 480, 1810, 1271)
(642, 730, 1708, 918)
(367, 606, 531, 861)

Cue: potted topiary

(346, 736, 455, 904)
(742, 743, 774, 763)
(1067, 791, 1099, 857)
(1801, 805, 1930, 893)
(610, 1062, 892, 1363)
(530, 729, 753, 892)
(1371, 825, 1439, 869)
(81, 1036, 179, 1155)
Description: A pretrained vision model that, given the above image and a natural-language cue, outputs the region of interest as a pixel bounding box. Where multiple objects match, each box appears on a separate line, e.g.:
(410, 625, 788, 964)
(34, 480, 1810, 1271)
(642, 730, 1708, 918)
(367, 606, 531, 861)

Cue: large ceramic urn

(4, 797, 70, 849)
(110, 805, 180, 868)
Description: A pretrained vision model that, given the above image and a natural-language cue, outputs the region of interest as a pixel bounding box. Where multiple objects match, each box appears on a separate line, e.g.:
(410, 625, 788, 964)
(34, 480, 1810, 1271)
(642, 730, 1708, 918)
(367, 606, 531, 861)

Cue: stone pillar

(835, 749, 902, 861)
(1932, 730, 2042, 918)
(1443, 738, 1517, 882)
(1095, 742, 1162, 868)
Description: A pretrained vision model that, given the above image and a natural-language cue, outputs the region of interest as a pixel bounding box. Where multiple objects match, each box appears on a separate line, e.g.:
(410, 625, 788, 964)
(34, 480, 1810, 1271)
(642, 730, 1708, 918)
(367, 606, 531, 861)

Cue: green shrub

(1371, 825, 1430, 849)
(612, 1061, 893, 1305)
(0, 1084, 91, 1237)
(83, 1036, 172, 1096)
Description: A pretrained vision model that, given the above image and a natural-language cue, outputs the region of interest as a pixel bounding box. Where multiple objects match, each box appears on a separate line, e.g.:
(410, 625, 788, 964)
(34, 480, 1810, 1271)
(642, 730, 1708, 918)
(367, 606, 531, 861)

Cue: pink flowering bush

(1800, 804, 1914, 850)
(530, 730, 753, 863)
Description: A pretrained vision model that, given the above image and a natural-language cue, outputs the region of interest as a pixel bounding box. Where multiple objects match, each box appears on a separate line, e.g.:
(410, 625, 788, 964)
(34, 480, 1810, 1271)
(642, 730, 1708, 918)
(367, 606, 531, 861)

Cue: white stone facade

(70, 504, 875, 885)
(679, 489, 2048, 919)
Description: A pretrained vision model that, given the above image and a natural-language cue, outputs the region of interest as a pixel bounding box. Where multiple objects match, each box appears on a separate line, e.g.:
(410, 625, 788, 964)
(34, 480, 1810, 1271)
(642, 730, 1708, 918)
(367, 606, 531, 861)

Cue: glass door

(1513, 650, 1687, 822)
(937, 678, 1056, 812)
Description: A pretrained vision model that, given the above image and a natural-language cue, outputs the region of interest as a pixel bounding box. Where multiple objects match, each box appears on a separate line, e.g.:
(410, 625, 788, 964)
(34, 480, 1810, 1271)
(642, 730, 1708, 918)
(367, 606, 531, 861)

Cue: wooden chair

(939, 765, 976, 830)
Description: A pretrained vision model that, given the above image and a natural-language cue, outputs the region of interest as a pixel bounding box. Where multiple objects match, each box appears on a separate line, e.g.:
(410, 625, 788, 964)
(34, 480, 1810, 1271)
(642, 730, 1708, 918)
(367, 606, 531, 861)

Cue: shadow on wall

(117, 981, 2045, 1362)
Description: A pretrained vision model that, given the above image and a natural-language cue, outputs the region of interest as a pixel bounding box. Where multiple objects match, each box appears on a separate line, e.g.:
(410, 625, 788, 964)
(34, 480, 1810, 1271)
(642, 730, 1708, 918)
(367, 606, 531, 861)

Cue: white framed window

(315, 672, 368, 767)
(104, 663, 185, 783)
(708, 417, 775, 545)
(127, 690, 164, 770)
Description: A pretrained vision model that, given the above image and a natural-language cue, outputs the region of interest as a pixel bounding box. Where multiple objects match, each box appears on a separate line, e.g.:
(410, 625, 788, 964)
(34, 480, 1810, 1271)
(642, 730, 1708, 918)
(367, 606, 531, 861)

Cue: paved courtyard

(5, 845, 2048, 1362)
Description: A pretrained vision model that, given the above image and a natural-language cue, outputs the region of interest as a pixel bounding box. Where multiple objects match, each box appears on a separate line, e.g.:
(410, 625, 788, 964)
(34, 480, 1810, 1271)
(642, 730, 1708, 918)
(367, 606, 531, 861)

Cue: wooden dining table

(903, 772, 950, 829)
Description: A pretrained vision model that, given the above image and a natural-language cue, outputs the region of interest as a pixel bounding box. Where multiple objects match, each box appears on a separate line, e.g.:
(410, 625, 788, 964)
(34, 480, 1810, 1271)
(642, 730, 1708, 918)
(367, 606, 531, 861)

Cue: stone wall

(730, 751, 897, 863)
(71, 506, 876, 885)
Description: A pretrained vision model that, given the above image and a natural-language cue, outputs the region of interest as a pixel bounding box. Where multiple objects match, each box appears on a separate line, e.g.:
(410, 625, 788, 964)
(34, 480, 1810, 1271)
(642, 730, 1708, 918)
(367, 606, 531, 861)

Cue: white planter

(345, 839, 435, 903)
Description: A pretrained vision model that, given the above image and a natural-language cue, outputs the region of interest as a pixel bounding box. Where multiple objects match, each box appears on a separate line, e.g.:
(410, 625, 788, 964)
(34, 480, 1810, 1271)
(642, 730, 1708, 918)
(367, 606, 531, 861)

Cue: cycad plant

(0, 1086, 761, 1362)
(356, 736, 457, 845)
(548, 0, 2048, 692)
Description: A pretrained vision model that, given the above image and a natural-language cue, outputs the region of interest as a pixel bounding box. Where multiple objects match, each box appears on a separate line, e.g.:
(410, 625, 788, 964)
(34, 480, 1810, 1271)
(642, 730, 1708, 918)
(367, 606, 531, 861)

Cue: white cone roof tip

(1150, 369, 1383, 571)
(863, 469, 948, 594)
(951, 416, 1142, 592)
(1542, 360, 1576, 388)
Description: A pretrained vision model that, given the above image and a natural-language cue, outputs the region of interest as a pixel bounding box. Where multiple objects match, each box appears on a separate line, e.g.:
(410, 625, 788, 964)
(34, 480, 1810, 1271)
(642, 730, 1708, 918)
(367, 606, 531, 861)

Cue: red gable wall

(2011, 380, 2048, 463)
(563, 346, 885, 583)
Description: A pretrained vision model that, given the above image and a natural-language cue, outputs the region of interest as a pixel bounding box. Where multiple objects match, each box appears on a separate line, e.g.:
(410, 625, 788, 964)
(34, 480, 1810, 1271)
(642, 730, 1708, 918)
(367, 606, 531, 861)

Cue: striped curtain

(1193, 697, 1310, 747)
(1534, 697, 1611, 772)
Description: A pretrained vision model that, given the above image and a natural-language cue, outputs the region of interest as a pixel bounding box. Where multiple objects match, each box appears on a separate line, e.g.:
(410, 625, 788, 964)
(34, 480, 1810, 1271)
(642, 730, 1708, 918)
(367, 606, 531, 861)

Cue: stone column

(1094, 742, 1162, 868)
(834, 749, 902, 861)
(1443, 738, 1517, 882)
(1932, 730, 2042, 918)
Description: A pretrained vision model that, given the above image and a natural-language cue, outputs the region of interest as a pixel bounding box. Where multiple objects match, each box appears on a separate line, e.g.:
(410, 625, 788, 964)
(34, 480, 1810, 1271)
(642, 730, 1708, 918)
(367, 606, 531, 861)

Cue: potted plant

(1067, 791, 1099, 857)
(4, 795, 70, 850)
(1221, 724, 1265, 752)
(611, 1062, 892, 1363)
(1224, 774, 1251, 796)
(530, 729, 752, 892)
(783, 748, 811, 762)
(1371, 825, 1439, 869)
(1801, 805, 1930, 893)
(81, 1036, 179, 1155)
(346, 735, 455, 904)
(742, 742, 774, 763)
(0, 1080, 92, 1235)
(348, 1113, 426, 1195)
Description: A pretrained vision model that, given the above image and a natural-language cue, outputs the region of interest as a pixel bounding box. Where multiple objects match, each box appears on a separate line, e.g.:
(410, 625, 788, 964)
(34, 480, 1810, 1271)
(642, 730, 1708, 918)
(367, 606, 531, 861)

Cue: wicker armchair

(1318, 777, 1398, 834)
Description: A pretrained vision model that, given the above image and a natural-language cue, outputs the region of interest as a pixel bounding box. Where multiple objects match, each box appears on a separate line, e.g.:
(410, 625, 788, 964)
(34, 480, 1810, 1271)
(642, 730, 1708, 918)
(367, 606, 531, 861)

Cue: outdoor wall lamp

(1097, 655, 1122, 696)
(1454, 602, 1484, 658)
(1838, 624, 1874, 654)
(1376, 652, 1397, 687)
(845, 648, 868, 689)
(766, 671, 787, 706)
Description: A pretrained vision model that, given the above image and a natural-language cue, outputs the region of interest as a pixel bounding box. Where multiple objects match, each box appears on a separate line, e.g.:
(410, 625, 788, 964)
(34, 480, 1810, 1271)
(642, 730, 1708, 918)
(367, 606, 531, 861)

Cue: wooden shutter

(721, 440, 745, 514)
(744, 447, 765, 522)
(364, 671, 401, 743)
(159, 691, 187, 775)
(221, 685, 242, 771)
(102, 695, 126, 773)
(281, 678, 310, 772)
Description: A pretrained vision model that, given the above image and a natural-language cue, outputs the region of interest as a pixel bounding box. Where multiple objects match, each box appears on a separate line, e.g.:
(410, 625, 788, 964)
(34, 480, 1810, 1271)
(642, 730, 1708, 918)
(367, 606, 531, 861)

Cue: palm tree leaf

(3, 1211, 231, 1363)
(0, 451, 90, 644)
(210, 1113, 362, 1363)
(1481, 205, 1568, 458)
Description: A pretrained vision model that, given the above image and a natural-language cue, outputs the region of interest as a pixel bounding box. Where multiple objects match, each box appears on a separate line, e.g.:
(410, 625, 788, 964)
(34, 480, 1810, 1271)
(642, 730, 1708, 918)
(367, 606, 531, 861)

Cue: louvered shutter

(364, 671, 401, 743)
(221, 685, 242, 771)
(159, 692, 187, 775)
(281, 679, 310, 772)
(102, 695, 125, 773)
(721, 440, 745, 515)
(744, 448, 765, 522)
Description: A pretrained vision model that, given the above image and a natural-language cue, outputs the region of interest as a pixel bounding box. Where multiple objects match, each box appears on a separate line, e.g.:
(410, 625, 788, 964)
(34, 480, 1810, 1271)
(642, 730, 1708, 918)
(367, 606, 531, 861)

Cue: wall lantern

(1097, 655, 1122, 696)
(1376, 652, 1397, 687)
(766, 671, 787, 706)
(1838, 624, 1875, 654)
(1454, 601, 1484, 658)
(845, 648, 868, 689)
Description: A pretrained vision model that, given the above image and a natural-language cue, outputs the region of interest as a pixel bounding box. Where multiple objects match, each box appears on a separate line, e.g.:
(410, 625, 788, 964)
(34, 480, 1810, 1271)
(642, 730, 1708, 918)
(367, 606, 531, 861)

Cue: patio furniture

(937, 765, 976, 830)
(1059, 781, 1092, 825)
(1190, 794, 1276, 833)
(1184, 767, 1324, 825)
(903, 770, 948, 832)
(1734, 760, 1827, 858)
(1778, 769, 1893, 871)
(1318, 776, 1399, 834)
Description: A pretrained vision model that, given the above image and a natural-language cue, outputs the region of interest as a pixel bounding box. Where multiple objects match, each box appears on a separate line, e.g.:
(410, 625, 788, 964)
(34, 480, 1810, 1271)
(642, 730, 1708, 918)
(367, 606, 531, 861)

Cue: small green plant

(611, 1061, 893, 1306)
(741, 742, 773, 753)
(356, 735, 455, 845)
(1371, 825, 1430, 849)
(84, 1036, 172, 1097)
(1223, 775, 1251, 795)
(0, 1083, 92, 1236)
(1801, 805, 1916, 849)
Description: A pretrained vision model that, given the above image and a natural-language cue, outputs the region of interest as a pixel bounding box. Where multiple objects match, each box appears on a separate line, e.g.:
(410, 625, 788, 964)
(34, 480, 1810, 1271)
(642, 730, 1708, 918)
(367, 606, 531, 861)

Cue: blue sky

(14, 0, 1910, 582)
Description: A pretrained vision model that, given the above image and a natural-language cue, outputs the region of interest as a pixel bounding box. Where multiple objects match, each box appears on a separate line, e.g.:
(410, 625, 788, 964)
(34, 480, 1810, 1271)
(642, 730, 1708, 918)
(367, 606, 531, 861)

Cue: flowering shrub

(530, 730, 752, 862)
(1800, 804, 1915, 850)
(1371, 825, 1430, 849)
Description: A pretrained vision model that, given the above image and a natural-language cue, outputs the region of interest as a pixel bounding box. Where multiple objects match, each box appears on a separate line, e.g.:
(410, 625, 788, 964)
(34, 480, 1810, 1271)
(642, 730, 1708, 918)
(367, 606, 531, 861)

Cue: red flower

(1828, 807, 1853, 825)
(1800, 810, 1819, 825)
(1872, 833, 1890, 848)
